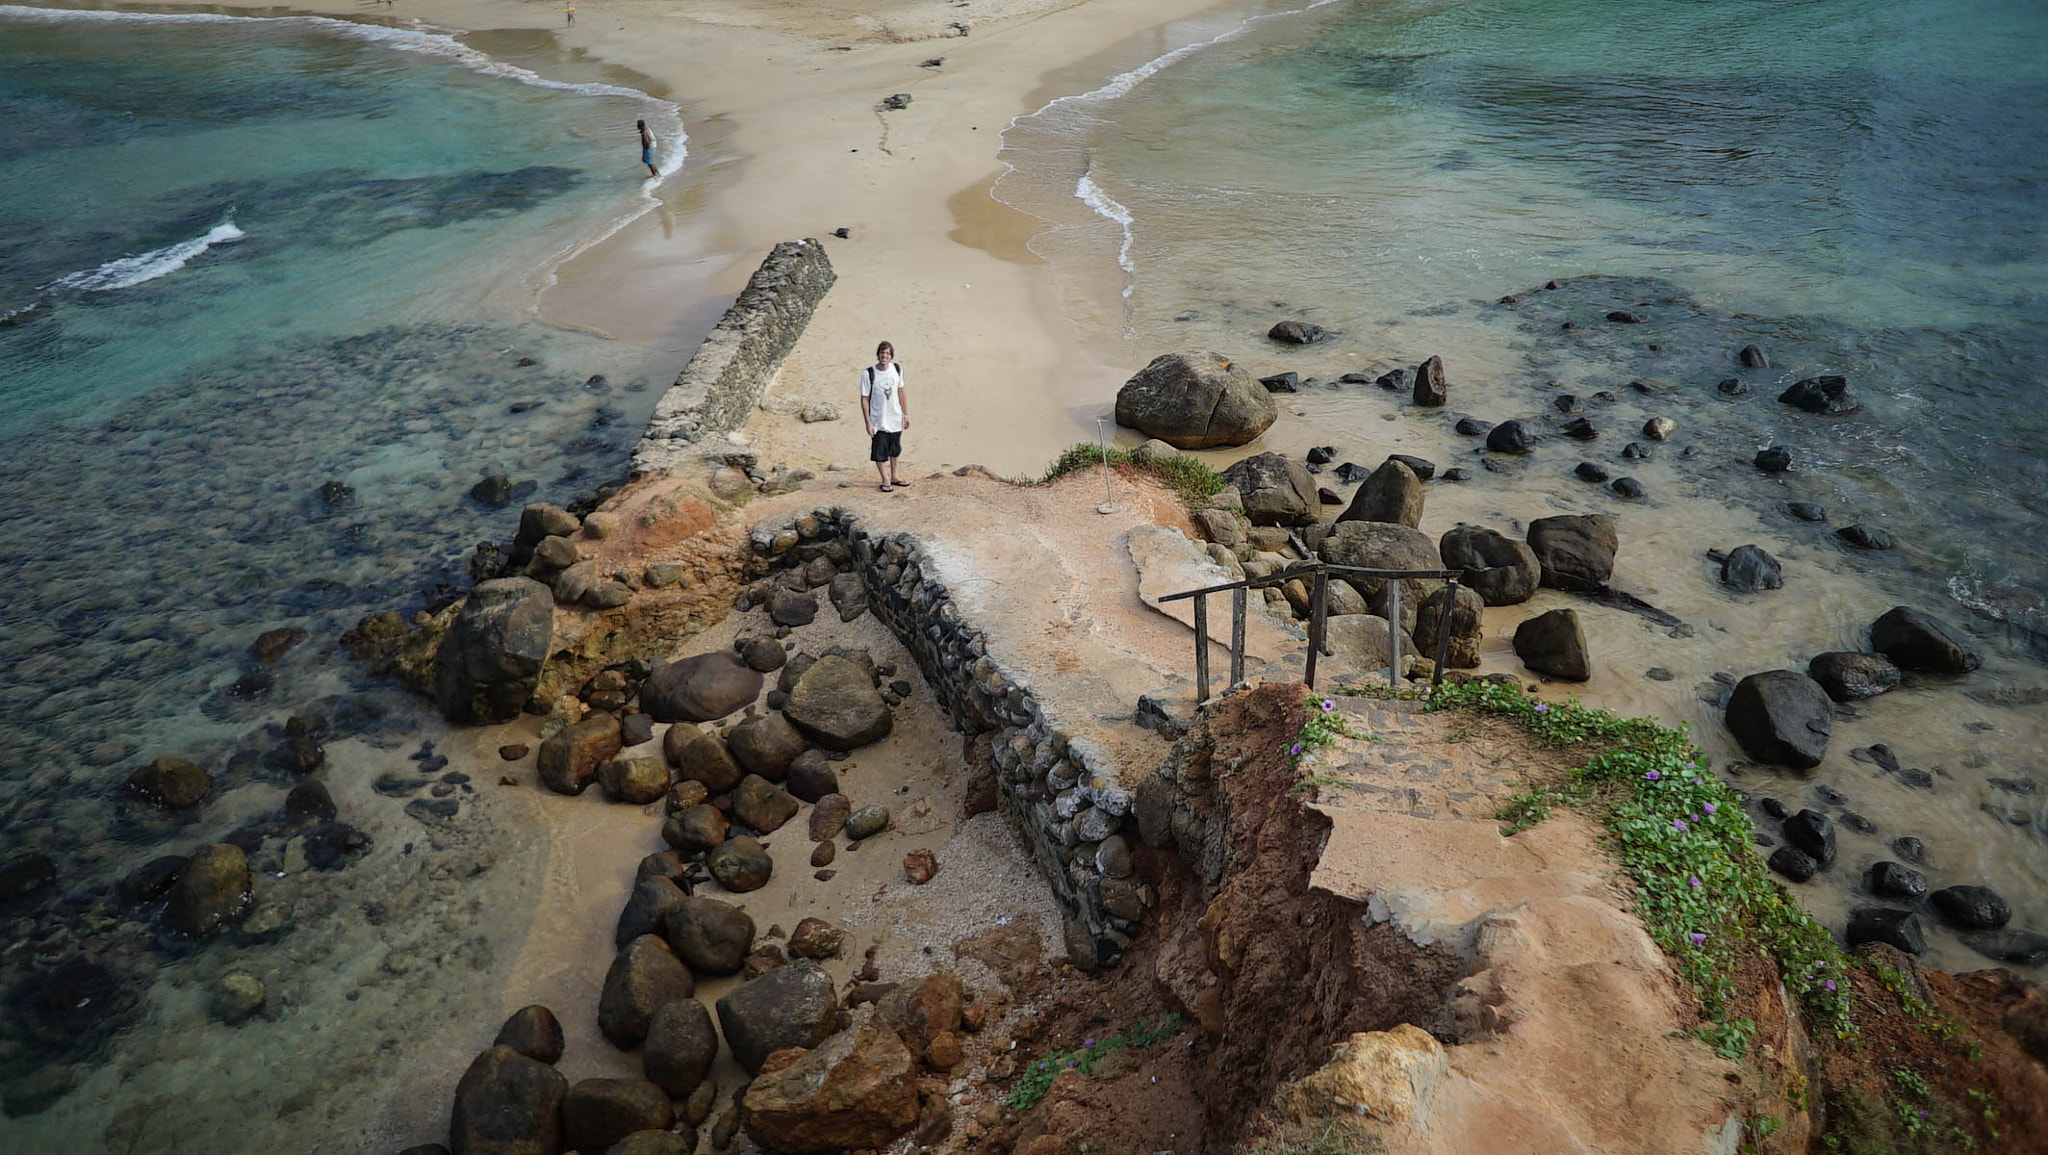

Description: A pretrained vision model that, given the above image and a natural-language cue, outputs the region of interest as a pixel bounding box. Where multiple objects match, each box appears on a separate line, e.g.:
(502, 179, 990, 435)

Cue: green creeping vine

(1005, 1013, 1185, 1112)
(1425, 680, 1856, 1050)
(1035, 443, 1226, 507)
(1289, 694, 1359, 772)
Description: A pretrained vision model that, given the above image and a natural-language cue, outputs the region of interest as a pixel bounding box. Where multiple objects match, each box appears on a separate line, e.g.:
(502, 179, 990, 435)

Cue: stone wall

(749, 506, 1144, 971)
(632, 238, 836, 477)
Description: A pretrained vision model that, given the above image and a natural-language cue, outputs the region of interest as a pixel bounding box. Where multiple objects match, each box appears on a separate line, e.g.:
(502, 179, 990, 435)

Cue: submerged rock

(1870, 606, 1980, 673)
(1718, 545, 1782, 592)
(1778, 375, 1860, 415)
(126, 756, 214, 810)
(165, 843, 253, 936)
(1807, 652, 1901, 701)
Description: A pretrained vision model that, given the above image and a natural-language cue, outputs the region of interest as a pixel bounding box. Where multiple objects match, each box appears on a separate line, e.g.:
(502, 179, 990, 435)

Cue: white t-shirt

(860, 363, 905, 433)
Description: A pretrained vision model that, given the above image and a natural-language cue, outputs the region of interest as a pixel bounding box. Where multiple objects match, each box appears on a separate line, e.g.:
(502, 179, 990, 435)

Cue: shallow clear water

(1000, 0, 2048, 972)
(0, 11, 692, 1141)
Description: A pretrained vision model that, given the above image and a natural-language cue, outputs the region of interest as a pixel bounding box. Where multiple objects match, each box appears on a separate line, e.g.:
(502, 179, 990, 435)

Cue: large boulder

(741, 1011, 920, 1155)
(126, 756, 213, 810)
(1724, 670, 1831, 768)
(644, 998, 720, 1096)
(1438, 525, 1540, 606)
(598, 935, 694, 1049)
(563, 1078, 673, 1155)
(450, 1045, 567, 1155)
(727, 714, 807, 780)
(433, 577, 554, 725)
(1719, 545, 1783, 593)
(1778, 375, 1860, 416)
(1410, 584, 1484, 669)
(665, 896, 756, 974)
(1526, 514, 1618, 591)
(663, 726, 745, 794)
(716, 961, 838, 1073)
(783, 656, 892, 752)
(1220, 452, 1317, 527)
(538, 715, 622, 796)
(165, 843, 253, 937)
(1807, 652, 1901, 702)
(1113, 351, 1277, 449)
(494, 1006, 565, 1066)
(1869, 607, 1981, 673)
(615, 876, 689, 948)
(640, 653, 763, 723)
(1411, 355, 1447, 407)
(1339, 459, 1424, 528)
(1931, 886, 2011, 931)
(1317, 521, 1443, 626)
(1512, 609, 1590, 681)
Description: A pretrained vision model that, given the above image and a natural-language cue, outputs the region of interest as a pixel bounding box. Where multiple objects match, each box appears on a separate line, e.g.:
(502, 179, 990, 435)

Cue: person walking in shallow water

(564, 2, 575, 24)
(860, 340, 910, 492)
(637, 120, 658, 178)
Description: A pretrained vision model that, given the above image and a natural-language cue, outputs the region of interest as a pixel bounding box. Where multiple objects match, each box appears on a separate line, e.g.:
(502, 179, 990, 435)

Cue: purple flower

(1320, 699, 1334, 712)
(1703, 802, 1717, 815)
(1689, 932, 1707, 946)
(1534, 703, 1550, 713)
(1688, 876, 1701, 888)
(1691, 813, 1702, 823)
(1068, 1059, 1079, 1068)
(1673, 818, 1688, 832)
(1645, 769, 1661, 781)
(1290, 743, 1302, 756)
(1824, 979, 1837, 992)
(1083, 1038, 1095, 1047)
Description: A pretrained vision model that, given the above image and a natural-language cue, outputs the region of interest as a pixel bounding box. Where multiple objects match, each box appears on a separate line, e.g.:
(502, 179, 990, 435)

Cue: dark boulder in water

(1559, 416, 1597, 440)
(1259, 371, 1299, 393)
(1333, 461, 1369, 484)
(1606, 309, 1644, 323)
(1726, 671, 1831, 768)
(1716, 377, 1749, 396)
(1931, 885, 2011, 930)
(1573, 462, 1609, 483)
(1754, 446, 1792, 473)
(1870, 606, 1980, 673)
(1305, 444, 1333, 464)
(1779, 375, 1860, 415)
(1453, 417, 1491, 437)
(1376, 368, 1409, 390)
(1512, 608, 1590, 681)
(432, 577, 554, 725)
(1768, 845, 1817, 882)
(1847, 907, 1925, 954)
(1867, 861, 1926, 899)
(1412, 355, 1447, 406)
(1783, 809, 1837, 865)
(1958, 928, 2048, 967)
(1389, 453, 1436, 480)
(1526, 514, 1617, 591)
(1266, 320, 1324, 344)
(1785, 502, 1827, 522)
(1739, 344, 1770, 367)
(1485, 420, 1531, 454)
(1835, 524, 1895, 550)
(1609, 477, 1645, 499)
(1719, 545, 1782, 592)
(469, 471, 513, 506)
(1807, 652, 1901, 701)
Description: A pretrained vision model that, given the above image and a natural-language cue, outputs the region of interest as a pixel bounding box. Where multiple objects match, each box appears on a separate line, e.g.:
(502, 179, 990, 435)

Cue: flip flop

(891, 478, 911, 487)
(878, 484, 893, 493)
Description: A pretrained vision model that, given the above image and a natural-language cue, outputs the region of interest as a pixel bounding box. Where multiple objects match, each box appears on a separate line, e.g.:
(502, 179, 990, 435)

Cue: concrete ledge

(632, 239, 836, 477)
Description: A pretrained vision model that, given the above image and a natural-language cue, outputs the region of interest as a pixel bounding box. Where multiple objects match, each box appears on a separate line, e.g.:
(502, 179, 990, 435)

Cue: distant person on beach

(638, 120, 658, 178)
(860, 340, 910, 492)
(565, 3, 575, 24)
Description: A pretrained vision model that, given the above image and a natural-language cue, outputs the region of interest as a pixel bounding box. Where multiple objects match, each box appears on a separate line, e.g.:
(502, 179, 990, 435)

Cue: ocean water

(999, 0, 2048, 972)
(0, 9, 693, 1144)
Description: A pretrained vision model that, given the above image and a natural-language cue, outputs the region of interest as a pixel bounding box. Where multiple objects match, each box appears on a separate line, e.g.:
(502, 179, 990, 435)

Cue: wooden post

(1230, 586, 1246, 687)
(1386, 579, 1402, 687)
(1194, 592, 1210, 702)
(1430, 577, 1459, 690)
(1304, 568, 1329, 690)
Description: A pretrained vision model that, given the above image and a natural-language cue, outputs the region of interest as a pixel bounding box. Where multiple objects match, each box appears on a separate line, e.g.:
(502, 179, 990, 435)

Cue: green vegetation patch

(1036, 443, 1226, 507)
(1005, 1013, 1185, 1112)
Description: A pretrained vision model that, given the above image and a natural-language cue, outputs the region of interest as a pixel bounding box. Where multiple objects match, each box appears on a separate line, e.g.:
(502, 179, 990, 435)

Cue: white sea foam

(49, 220, 245, 292)
(995, 0, 1341, 288)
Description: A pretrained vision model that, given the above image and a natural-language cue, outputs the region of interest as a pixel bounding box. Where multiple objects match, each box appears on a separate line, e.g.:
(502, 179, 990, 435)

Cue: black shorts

(869, 430, 903, 462)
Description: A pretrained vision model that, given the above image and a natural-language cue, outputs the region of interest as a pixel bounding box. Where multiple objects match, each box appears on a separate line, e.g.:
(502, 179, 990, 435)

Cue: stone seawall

(632, 238, 836, 477)
(748, 505, 1144, 971)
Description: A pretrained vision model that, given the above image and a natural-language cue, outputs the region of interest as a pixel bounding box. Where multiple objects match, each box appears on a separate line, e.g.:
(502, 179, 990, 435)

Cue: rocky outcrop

(1724, 670, 1831, 768)
(1526, 514, 1617, 591)
(1221, 452, 1317, 527)
(1114, 352, 1278, 449)
(634, 239, 837, 476)
(1438, 525, 1539, 605)
(449, 1045, 567, 1155)
(432, 577, 554, 724)
(740, 1010, 920, 1154)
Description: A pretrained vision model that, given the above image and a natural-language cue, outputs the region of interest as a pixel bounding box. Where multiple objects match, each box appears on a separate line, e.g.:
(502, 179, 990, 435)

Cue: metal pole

(1230, 586, 1246, 687)
(1095, 419, 1118, 513)
(1386, 579, 1402, 687)
(1305, 568, 1328, 690)
(1194, 592, 1210, 702)
(1430, 577, 1459, 690)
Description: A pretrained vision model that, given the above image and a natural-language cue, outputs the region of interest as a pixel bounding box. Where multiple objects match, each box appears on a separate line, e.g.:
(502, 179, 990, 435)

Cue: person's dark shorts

(869, 430, 903, 462)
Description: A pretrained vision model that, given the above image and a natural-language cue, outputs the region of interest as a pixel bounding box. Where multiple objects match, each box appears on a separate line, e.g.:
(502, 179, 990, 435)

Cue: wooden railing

(1158, 562, 1464, 699)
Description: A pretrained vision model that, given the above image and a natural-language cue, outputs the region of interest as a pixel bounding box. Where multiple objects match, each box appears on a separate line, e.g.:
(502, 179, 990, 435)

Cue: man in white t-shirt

(859, 339, 911, 491)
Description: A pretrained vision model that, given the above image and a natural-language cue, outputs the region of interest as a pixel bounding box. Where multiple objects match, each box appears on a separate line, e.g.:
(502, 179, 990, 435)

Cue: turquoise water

(0, 14, 693, 1135)
(998, 0, 2048, 971)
